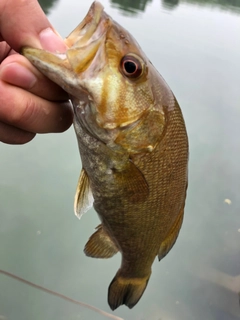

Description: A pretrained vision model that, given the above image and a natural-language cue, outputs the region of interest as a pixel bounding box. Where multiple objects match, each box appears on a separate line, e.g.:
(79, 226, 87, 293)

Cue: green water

(1, 0, 240, 319)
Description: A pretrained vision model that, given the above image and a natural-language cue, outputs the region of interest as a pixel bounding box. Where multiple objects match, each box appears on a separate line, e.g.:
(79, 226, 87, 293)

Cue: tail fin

(108, 272, 151, 310)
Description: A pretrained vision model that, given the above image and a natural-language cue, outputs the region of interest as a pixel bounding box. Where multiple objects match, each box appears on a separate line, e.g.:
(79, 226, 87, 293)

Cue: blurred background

(0, 0, 240, 319)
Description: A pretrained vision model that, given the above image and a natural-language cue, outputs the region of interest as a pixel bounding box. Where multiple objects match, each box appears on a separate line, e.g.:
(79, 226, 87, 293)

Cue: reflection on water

(181, 0, 240, 13)
(38, 0, 240, 16)
(110, 0, 153, 14)
(38, 0, 59, 14)
(111, 0, 240, 14)
(162, 0, 180, 9)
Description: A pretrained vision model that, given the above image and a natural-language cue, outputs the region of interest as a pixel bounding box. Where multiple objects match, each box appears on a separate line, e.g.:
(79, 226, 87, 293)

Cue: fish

(22, 1, 188, 311)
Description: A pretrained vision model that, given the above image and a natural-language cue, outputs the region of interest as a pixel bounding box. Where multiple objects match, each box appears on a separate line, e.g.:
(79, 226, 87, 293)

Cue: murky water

(1, 0, 240, 319)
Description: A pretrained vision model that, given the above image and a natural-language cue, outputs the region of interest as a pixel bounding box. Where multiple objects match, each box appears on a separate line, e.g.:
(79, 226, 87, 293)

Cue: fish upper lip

(65, 1, 111, 49)
(62, 1, 112, 76)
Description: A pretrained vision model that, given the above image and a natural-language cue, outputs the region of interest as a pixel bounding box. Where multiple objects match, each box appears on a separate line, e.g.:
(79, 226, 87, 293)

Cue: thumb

(0, 0, 66, 52)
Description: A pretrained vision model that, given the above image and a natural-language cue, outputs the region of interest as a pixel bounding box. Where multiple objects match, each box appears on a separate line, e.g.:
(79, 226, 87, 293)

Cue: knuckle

(11, 95, 38, 126)
(0, 121, 35, 144)
(0, 81, 38, 127)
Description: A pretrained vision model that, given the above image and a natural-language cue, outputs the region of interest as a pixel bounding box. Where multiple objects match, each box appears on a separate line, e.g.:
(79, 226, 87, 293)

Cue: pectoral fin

(158, 206, 184, 261)
(74, 168, 93, 219)
(114, 161, 149, 203)
(84, 225, 119, 258)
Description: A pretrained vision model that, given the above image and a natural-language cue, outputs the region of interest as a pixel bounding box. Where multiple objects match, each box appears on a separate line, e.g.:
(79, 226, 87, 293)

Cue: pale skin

(0, 0, 73, 144)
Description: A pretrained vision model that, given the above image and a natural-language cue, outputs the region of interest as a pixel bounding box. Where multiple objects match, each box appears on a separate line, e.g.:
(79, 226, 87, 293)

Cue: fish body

(22, 1, 188, 310)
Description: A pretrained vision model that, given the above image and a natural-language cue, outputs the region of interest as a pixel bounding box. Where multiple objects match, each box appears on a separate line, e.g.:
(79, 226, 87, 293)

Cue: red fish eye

(121, 56, 143, 78)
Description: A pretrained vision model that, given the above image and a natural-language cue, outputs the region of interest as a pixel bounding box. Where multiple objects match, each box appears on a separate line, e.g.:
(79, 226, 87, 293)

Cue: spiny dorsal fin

(158, 206, 184, 261)
(74, 168, 93, 219)
(84, 225, 119, 258)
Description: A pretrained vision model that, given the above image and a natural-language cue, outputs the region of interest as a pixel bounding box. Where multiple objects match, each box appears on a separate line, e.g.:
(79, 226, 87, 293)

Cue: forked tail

(108, 271, 151, 310)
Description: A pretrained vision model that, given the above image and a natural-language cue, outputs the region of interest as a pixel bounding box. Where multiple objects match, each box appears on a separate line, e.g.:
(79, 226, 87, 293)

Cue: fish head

(66, 2, 152, 128)
(22, 1, 172, 150)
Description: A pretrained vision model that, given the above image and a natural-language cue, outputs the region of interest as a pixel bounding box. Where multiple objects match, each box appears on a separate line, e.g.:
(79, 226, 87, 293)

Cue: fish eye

(120, 55, 143, 79)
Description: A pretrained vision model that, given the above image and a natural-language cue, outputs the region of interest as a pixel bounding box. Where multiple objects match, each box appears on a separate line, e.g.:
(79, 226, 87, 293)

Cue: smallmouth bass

(22, 1, 188, 310)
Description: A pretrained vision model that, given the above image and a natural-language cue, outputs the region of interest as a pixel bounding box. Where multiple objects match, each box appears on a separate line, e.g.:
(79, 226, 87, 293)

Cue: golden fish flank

(22, 1, 188, 311)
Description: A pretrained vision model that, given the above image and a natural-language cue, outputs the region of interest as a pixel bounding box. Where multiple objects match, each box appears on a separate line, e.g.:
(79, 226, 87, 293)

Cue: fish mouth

(65, 1, 107, 48)
(21, 1, 111, 99)
(65, 1, 111, 73)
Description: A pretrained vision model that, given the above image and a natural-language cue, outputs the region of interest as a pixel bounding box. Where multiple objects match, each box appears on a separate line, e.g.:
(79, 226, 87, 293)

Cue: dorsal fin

(74, 168, 93, 219)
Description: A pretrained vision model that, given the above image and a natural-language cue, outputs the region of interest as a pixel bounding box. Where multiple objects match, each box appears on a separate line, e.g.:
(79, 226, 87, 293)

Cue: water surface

(0, 0, 240, 319)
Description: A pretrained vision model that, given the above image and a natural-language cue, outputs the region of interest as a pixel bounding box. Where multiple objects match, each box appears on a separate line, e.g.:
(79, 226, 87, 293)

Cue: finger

(0, 121, 35, 144)
(0, 0, 67, 52)
(0, 80, 73, 134)
(0, 54, 69, 101)
(0, 42, 11, 62)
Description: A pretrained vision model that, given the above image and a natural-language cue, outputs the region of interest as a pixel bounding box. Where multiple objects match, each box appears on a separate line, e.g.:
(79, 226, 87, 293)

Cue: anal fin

(74, 168, 93, 219)
(158, 206, 184, 261)
(84, 225, 119, 258)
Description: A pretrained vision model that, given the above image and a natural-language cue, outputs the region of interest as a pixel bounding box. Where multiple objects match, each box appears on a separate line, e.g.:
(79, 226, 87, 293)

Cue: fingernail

(0, 62, 37, 89)
(39, 27, 67, 53)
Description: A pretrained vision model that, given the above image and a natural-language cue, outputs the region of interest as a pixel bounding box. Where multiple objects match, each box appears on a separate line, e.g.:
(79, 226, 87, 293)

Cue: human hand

(0, 0, 73, 144)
